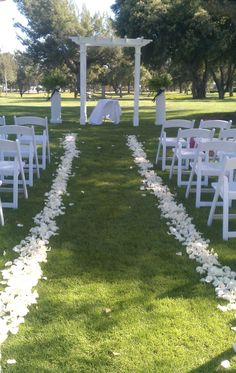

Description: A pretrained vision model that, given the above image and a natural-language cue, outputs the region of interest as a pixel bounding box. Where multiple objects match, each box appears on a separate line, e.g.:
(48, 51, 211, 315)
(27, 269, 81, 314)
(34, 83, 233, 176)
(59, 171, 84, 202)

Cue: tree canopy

(112, 0, 236, 98)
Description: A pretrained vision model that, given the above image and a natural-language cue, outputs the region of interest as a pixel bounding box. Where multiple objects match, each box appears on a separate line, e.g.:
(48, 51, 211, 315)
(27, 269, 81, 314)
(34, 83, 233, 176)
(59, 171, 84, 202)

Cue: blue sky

(0, 0, 114, 53)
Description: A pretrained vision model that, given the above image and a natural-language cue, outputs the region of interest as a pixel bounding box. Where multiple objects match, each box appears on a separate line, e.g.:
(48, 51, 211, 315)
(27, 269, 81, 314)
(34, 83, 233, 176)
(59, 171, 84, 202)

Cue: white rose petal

(221, 360, 230, 369)
(7, 359, 16, 365)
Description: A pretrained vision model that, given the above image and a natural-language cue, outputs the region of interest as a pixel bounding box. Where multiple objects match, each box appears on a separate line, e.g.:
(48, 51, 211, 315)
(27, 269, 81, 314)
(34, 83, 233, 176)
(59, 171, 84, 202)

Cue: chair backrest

(196, 139, 236, 164)
(219, 128, 236, 141)
(219, 156, 236, 185)
(163, 119, 195, 129)
(198, 139, 236, 154)
(0, 125, 35, 138)
(0, 138, 22, 162)
(160, 119, 195, 138)
(199, 119, 232, 130)
(13, 116, 49, 139)
(176, 128, 214, 147)
(14, 116, 48, 128)
(0, 116, 6, 126)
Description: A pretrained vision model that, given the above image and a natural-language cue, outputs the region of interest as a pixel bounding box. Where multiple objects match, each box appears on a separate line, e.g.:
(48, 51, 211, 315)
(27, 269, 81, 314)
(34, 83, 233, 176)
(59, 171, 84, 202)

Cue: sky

(0, 0, 115, 53)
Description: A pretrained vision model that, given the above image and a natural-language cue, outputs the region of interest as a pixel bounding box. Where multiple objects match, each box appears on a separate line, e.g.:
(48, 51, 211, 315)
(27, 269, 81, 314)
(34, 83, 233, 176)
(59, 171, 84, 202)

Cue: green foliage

(41, 69, 68, 93)
(148, 72, 172, 92)
(112, 0, 236, 99)
(14, 0, 116, 93)
(0, 53, 17, 88)
(14, 51, 40, 96)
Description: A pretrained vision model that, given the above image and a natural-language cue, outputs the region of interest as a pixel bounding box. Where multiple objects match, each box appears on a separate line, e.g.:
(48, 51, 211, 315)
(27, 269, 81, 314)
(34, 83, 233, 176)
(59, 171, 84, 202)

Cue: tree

(0, 53, 17, 94)
(112, 0, 236, 99)
(41, 68, 68, 94)
(14, 52, 39, 96)
(14, 0, 116, 95)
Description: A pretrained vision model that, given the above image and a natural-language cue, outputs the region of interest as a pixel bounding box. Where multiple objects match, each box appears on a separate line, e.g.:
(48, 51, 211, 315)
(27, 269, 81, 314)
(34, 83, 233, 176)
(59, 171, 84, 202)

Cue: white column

(80, 43, 87, 125)
(133, 46, 141, 127)
(155, 89, 166, 125)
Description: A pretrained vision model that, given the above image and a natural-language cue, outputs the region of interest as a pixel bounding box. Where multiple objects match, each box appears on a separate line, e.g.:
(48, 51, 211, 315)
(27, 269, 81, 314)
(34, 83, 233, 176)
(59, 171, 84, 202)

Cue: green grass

(1, 92, 236, 372)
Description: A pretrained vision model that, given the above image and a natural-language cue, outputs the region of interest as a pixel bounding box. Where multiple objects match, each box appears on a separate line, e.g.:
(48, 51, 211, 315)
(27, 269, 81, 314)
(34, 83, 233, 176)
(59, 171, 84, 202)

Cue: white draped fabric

(89, 99, 122, 125)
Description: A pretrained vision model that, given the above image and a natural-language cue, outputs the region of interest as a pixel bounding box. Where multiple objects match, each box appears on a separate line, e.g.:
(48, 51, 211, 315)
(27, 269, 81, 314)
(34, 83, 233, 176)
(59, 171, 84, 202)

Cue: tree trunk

(211, 68, 225, 99)
(179, 80, 183, 93)
(229, 85, 234, 97)
(190, 60, 208, 99)
(4, 72, 8, 96)
(101, 83, 106, 98)
(127, 83, 131, 94)
(191, 78, 206, 99)
(211, 64, 235, 100)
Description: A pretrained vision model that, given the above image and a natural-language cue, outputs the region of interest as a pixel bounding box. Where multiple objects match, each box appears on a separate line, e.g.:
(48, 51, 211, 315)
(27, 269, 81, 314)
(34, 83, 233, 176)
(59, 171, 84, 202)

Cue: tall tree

(112, 0, 236, 99)
(15, 51, 40, 96)
(14, 0, 115, 94)
(0, 53, 17, 93)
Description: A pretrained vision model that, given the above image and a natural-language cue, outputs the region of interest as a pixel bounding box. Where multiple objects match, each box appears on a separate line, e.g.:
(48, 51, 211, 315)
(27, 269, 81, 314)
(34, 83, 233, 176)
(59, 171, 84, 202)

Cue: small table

(89, 99, 122, 125)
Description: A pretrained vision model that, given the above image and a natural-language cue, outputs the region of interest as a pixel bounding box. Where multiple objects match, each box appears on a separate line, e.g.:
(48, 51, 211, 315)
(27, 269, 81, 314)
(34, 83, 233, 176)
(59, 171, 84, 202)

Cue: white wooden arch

(70, 36, 152, 126)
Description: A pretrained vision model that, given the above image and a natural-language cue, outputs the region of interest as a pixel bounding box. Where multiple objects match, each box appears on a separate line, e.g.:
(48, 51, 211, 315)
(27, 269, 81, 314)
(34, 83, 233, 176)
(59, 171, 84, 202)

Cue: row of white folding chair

(199, 119, 232, 130)
(155, 119, 232, 170)
(0, 125, 40, 187)
(185, 139, 236, 208)
(168, 125, 235, 187)
(155, 119, 195, 170)
(0, 116, 50, 224)
(0, 138, 28, 209)
(14, 116, 50, 170)
(0, 115, 50, 170)
(207, 157, 236, 240)
(169, 136, 236, 240)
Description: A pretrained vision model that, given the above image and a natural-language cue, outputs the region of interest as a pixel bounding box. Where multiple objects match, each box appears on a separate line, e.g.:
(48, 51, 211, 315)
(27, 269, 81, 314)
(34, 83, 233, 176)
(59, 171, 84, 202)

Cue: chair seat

(19, 134, 44, 144)
(0, 160, 25, 175)
(212, 181, 236, 196)
(195, 161, 223, 175)
(175, 148, 197, 158)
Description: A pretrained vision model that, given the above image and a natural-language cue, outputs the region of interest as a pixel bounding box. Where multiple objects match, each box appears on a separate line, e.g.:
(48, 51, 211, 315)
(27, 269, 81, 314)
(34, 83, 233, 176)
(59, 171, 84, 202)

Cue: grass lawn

(0, 92, 236, 372)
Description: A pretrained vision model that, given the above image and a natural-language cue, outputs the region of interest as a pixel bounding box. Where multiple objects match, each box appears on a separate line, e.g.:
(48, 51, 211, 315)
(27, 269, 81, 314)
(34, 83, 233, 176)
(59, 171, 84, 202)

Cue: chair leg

(28, 152, 33, 187)
(177, 157, 182, 186)
(155, 141, 161, 165)
(185, 168, 194, 198)
(0, 199, 4, 226)
(47, 140, 51, 163)
(13, 170, 18, 209)
(223, 180, 229, 240)
(162, 146, 166, 170)
(42, 142, 46, 170)
(207, 188, 220, 226)
(169, 153, 176, 179)
(196, 172, 201, 207)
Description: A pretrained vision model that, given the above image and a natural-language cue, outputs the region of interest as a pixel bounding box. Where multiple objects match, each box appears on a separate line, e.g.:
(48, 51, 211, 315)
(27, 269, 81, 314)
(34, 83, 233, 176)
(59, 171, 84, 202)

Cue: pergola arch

(70, 36, 152, 127)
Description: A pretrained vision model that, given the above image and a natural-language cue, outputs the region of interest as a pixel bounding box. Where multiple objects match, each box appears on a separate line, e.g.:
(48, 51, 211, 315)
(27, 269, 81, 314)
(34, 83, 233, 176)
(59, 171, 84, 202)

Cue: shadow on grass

(189, 348, 236, 373)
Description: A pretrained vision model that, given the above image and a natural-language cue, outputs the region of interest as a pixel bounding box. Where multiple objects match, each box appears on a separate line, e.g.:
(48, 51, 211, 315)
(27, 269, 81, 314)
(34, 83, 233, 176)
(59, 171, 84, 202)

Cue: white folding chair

(185, 140, 236, 207)
(219, 128, 236, 142)
(0, 116, 6, 126)
(199, 119, 232, 135)
(169, 128, 214, 186)
(0, 126, 40, 187)
(0, 139, 28, 208)
(208, 157, 236, 240)
(14, 116, 50, 170)
(155, 119, 195, 170)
